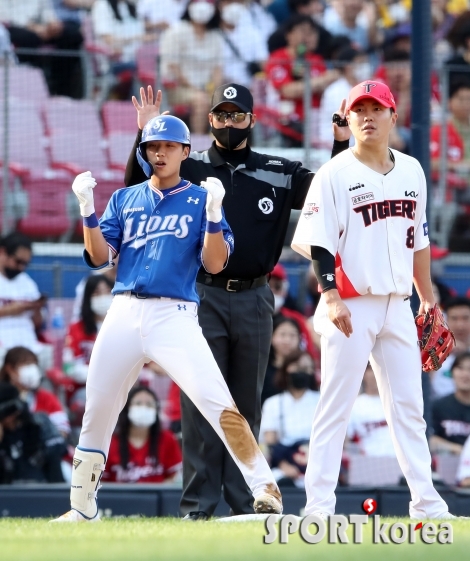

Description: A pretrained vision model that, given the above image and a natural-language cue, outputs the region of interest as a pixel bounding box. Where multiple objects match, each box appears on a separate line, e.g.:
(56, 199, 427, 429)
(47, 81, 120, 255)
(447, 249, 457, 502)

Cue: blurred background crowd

(1, 0, 470, 494)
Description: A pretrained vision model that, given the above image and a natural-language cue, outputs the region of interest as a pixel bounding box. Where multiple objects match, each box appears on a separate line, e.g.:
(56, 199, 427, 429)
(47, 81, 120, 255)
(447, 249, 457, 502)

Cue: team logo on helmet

(258, 197, 273, 214)
(224, 87, 237, 99)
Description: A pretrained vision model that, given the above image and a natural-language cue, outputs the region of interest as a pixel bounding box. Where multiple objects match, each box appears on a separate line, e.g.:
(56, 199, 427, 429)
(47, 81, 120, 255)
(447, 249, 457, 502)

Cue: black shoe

(182, 511, 209, 521)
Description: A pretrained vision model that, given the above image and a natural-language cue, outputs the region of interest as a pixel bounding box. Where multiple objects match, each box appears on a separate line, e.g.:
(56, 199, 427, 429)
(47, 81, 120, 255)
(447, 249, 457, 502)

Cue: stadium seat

(107, 132, 137, 171)
(136, 43, 159, 85)
(0, 64, 49, 109)
(17, 179, 71, 238)
(44, 97, 102, 137)
(102, 101, 137, 134)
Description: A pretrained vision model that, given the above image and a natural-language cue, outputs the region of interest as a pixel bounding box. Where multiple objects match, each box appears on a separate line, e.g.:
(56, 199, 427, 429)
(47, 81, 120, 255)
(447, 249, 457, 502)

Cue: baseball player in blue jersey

(52, 115, 282, 522)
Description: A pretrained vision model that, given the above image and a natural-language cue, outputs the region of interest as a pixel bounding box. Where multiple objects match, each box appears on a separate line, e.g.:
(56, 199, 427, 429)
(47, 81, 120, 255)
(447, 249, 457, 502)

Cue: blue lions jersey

(84, 179, 234, 304)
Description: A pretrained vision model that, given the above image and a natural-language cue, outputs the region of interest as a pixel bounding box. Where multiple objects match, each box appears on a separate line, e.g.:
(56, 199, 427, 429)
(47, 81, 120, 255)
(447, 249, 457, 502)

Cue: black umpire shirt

(125, 134, 313, 280)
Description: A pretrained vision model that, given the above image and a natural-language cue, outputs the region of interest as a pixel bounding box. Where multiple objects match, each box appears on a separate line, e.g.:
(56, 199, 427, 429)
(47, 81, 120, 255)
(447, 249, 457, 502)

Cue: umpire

(124, 83, 348, 519)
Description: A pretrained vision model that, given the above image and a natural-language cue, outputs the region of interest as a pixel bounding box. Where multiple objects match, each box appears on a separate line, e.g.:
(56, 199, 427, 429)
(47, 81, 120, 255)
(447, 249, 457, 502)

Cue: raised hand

(333, 98, 352, 143)
(131, 86, 170, 131)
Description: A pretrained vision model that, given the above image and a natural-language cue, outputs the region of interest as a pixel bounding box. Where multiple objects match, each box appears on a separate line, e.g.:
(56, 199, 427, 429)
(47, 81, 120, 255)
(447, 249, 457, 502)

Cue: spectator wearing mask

(0, 346, 70, 438)
(431, 352, 470, 455)
(159, 0, 224, 133)
(432, 297, 470, 398)
(0, 382, 65, 484)
(218, 0, 269, 86)
(103, 386, 182, 482)
(347, 364, 396, 457)
(64, 274, 114, 387)
(260, 350, 319, 487)
(0, 233, 52, 371)
(318, 46, 370, 144)
(269, 263, 317, 360)
(262, 316, 302, 403)
(266, 14, 339, 145)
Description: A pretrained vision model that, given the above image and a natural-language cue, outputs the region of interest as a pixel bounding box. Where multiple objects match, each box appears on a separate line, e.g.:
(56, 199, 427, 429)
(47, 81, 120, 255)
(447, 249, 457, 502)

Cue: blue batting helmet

(136, 115, 191, 177)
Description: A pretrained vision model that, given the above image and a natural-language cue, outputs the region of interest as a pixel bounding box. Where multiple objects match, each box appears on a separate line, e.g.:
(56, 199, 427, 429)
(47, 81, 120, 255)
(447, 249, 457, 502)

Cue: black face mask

(210, 124, 252, 150)
(4, 267, 21, 280)
(289, 372, 311, 390)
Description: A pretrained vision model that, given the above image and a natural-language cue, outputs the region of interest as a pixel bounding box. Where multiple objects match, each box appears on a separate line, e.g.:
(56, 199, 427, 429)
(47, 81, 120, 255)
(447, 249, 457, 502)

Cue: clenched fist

(72, 171, 96, 217)
(201, 177, 225, 223)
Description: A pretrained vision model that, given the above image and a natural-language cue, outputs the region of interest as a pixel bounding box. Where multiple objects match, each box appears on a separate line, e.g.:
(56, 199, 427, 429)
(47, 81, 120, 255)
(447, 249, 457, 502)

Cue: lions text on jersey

(84, 179, 234, 303)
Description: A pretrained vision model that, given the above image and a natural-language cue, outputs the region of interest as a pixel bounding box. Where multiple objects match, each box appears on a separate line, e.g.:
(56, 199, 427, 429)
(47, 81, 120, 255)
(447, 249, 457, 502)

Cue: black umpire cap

(210, 83, 254, 113)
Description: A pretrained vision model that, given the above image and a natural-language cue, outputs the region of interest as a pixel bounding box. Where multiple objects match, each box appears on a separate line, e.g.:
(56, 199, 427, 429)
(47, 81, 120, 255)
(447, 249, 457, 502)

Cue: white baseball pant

(78, 293, 279, 500)
(306, 293, 448, 519)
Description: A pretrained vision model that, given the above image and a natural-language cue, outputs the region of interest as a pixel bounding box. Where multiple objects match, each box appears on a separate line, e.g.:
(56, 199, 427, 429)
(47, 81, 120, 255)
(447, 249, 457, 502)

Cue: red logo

(362, 498, 377, 515)
(303, 202, 319, 219)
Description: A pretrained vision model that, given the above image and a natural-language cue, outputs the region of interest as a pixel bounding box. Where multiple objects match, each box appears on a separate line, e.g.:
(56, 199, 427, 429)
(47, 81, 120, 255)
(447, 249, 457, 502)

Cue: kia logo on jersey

(258, 197, 274, 214)
(405, 191, 418, 198)
(122, 214, 193, 248)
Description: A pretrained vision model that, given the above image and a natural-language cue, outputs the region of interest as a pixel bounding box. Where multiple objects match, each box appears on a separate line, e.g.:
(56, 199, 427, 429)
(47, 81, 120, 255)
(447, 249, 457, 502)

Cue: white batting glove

(201, 177, 225, 223)
(72, 171, 96, 217)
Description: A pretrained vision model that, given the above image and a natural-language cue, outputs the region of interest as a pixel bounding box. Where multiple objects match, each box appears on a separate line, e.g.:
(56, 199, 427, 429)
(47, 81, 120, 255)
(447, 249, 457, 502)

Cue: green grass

(0, 517, 469, 561)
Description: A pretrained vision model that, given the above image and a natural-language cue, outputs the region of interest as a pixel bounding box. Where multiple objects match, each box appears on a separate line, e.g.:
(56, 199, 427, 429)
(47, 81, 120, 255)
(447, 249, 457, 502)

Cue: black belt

(129, 291, 161, 299)
(197, 272, 267, 292)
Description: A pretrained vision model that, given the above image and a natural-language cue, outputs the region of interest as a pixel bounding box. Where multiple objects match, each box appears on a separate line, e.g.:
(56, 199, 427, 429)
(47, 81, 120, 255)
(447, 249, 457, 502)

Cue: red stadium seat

(0, 65, 49, 110)
(17, 179, 71, 238)
(102, 101, 137, 134)
(136, 43, 159, 85)
(44, 97, 102, 137)
(107, 132, 137, 171)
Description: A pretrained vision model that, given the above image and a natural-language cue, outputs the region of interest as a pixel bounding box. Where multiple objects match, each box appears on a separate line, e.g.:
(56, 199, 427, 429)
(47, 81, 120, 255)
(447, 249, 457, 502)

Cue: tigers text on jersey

(84, 179, 234, 304)
(291, 148, 429, 298)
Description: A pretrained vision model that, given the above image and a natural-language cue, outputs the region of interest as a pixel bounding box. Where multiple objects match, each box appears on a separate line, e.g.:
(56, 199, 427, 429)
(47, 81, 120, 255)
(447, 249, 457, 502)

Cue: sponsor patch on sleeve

(423, 222, 428, 236)
(303, 202, 319, 219)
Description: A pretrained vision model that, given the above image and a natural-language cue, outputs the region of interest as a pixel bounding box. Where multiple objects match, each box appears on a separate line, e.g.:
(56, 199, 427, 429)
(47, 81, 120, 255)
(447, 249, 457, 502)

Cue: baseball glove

(415, 304, 456, 372)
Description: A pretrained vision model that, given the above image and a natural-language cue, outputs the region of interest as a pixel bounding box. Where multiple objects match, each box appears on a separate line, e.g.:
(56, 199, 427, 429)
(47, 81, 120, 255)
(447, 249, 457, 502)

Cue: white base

(215, 514, 284, 523)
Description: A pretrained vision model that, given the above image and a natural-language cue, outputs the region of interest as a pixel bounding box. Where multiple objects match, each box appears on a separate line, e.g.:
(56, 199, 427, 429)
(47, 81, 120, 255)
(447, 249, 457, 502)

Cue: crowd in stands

(1, 1, 470, 247)
(1, 1, 470, 493)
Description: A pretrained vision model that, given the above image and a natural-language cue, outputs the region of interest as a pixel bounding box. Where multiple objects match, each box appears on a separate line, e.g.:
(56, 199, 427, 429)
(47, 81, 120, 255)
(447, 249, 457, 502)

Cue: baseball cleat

(50, 509, 101, 523)
(253, 493, 283, 515)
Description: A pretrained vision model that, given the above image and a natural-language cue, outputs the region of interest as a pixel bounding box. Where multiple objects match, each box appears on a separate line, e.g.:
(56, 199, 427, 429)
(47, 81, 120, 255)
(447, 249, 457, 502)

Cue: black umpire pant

(180, 282, 274, 516)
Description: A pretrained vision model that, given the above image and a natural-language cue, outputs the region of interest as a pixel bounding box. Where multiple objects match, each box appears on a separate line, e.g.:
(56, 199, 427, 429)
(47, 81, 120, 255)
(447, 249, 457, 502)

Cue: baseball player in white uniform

(52, 115, 282, 522)
(291, 81, 456, 519)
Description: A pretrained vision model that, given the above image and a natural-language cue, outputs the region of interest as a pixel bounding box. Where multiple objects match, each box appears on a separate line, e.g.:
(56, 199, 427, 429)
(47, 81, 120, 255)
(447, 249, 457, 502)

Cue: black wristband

(310, 246, 337, 292)
(331, 139, 350, 159)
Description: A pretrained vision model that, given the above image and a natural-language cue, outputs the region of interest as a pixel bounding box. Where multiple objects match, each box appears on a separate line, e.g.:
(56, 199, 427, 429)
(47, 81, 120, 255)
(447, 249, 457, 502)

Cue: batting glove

(72, 171, 96, 217)
(201, 177, 225, 223)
